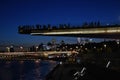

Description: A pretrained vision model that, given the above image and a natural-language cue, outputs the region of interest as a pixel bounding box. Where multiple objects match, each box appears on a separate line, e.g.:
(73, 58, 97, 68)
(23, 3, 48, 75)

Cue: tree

(36, 24, 40, 29)
(89, 22, 94, 27)
(47, 42, 52, 46)
(43, 25, 47, 30)
(61, 40, 65, 45)
(82, 22, 88, 27)
(48, 24, 51, 30)
(38, 43, 44, 51)
(97, 21, 100, 27)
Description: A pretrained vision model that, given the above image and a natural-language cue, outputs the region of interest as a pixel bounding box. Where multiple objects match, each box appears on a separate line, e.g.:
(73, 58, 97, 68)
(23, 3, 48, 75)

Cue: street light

(116, 41, 119, 45)
(116, 40, 119, 48)
(20, 46, 23, 49)
(76, 46, 78, 49)
(70, 48, 73, 51)
(94, 46, 96, 49)
(80, 46, 83, 48)
(6, 47, 10, 52)
(20, 46, 23, 52)
(104, 44, 106, 48)
(103, 44, 107, 53)
(85, 48, 87, 50)
(36, 46, 38, 52)
(89, 38, 92, 43)
(65, 46, 67, 48)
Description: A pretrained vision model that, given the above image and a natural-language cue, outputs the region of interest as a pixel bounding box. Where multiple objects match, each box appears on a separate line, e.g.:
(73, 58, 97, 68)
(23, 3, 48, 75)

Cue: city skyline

(0, 0, 120, 46)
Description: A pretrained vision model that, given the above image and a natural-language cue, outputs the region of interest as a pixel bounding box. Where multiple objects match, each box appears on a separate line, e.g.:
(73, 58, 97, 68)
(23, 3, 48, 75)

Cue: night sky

(0, 0, 120, 46)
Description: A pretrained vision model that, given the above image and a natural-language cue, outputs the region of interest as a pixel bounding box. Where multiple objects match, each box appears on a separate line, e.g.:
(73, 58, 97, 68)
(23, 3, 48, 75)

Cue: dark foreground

(45, 62, 120, 80)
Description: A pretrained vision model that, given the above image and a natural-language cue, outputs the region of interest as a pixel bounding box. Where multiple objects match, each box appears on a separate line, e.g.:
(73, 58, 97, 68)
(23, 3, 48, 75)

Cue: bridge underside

(19, 26, 120, 39)
(31, 33, 120, 39)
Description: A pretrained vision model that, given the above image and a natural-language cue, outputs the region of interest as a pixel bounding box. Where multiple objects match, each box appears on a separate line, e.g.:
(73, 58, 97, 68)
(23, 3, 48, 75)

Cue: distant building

(10, 46, 14, 52)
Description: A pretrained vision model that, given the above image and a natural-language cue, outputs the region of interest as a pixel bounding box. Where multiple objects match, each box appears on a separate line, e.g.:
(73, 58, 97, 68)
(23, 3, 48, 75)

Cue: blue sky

(0, 0, 120, 46)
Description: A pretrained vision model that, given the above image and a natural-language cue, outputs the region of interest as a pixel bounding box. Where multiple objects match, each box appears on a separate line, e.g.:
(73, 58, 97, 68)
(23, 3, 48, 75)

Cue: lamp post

(85, 48, 87, 51)
(6, 47, 10, 52)
(104, 44, 106, 48)
(117, 41, 119, 45)
(65, 46, 68, 51)
(94, 46, 96, 49)
(103, 44, 109, 64)
(76, 46, 78, 51)
(20, 46, 23, 52)
(36, 46, 38, 52)
(89, 38, 93, 43)
(116, 40, 119, 48)
(103, 44, 107, 54)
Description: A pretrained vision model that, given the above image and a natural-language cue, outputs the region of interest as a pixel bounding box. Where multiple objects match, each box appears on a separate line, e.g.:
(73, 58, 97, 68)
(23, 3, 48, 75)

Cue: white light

(104, 44, 107, 48)
(31, 27, 120, 35)
(20, 46, 23, 49)
(106, 61, 111, 68)
(6, 47, 10, 52)
(89, 39, 92, 42)
(117, 41, 119, 44)
(85, 48, 87, 50)
(80, 46, 82, 48)
(36, 46, 38, 49)
(76, 46, 78, 49)
(94, 46, 96, 49)
(10, 46, 13, 48)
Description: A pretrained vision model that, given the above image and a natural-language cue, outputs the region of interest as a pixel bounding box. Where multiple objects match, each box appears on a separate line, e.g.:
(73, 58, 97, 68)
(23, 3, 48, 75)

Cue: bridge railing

(18, 24, 120, 34)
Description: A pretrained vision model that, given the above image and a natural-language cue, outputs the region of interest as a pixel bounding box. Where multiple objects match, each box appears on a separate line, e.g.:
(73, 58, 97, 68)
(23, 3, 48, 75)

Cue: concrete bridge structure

(19, 26, 120, 39)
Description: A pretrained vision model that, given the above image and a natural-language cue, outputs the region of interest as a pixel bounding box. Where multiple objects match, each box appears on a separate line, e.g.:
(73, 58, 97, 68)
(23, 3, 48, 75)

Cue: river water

(0, 60, 57, 80)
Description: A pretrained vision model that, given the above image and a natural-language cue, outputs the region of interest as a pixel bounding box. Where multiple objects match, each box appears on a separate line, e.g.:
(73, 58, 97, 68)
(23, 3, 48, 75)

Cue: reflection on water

(0, 60, 57, 80)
